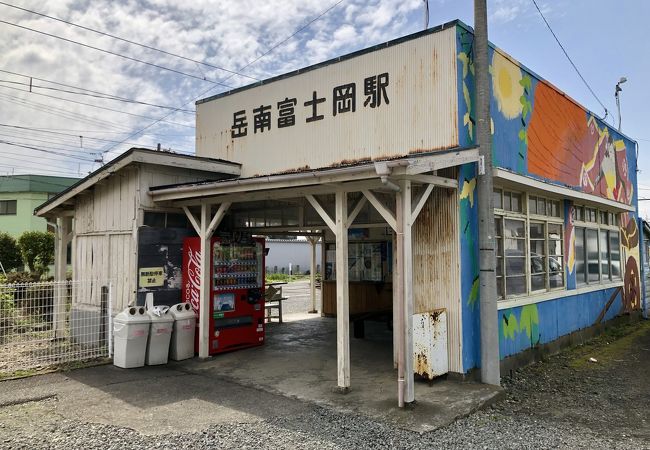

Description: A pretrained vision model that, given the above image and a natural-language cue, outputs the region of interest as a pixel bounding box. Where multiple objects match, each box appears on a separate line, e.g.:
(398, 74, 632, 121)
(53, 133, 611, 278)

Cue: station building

(36, 20, 645, 405)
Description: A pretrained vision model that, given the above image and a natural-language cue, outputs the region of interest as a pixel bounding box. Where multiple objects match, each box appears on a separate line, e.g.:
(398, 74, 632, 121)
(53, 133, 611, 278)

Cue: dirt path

(496, 319, 650, 442)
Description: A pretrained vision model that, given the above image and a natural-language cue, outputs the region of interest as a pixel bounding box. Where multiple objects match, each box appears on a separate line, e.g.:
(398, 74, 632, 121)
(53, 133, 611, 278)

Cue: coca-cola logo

(185, 247, 201, 313)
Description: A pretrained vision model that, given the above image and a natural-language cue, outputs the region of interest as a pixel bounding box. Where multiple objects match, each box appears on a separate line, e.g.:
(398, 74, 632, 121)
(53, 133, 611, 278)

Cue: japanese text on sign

(139, 267, 164, 287)
(231, 73, 390, 139)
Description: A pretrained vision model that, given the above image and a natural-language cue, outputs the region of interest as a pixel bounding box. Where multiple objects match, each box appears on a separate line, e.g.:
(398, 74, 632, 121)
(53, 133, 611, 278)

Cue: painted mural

(458, 162, 480, 370)
(455, 23, 641, 368)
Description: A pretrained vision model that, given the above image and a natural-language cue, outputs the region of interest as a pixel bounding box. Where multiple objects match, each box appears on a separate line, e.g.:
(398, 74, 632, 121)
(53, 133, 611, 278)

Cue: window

(573, 204, 622, 286)
(495, 188, 522, 213)
(143, 211, 188, 229)
(495, 190, 564, 299)
(0, 200, 17, 215)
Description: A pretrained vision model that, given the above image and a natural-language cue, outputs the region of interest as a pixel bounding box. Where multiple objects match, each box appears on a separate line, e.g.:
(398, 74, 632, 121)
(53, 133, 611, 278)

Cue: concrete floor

(0, 298, 502, 435)
(182, 314, 503, 432)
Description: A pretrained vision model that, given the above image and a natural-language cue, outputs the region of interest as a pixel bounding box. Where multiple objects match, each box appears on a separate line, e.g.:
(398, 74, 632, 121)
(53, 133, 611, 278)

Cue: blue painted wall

(454, 22, 641, 371)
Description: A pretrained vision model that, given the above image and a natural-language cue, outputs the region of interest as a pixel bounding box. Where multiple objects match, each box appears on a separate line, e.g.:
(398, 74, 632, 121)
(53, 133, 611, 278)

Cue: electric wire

(530, 0, 611, 119)
(0, 83, 196, 124)
(0, 19, 237, 88)
(0, 69, 194, 113)
(0, 166, 89, 178)
(1, 151, 94, 170)
(0, 130, 103, 154)
(0, 2, 261, 82)
(98, 0, 346, 157)
(0, 92, 136, 131)
(0, 140, 98, 161)
(0, 123, 192, 150)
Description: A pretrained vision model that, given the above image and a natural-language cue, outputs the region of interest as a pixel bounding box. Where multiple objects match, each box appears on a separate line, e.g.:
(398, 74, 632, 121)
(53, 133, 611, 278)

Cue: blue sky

(0, 0, 648, 214)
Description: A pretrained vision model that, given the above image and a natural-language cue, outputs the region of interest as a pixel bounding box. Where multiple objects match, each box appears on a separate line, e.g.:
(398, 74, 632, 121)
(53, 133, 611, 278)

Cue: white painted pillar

(335, 191, 350, 390)
(396, 189, 406, 406)
(402, 180, 415, 403)
(396, 180, 414, 405)
(392, 231, 399, 368)
(198, 203, 211, 358)
(308, 236, 318, 313)
(53, 217, 70, 339)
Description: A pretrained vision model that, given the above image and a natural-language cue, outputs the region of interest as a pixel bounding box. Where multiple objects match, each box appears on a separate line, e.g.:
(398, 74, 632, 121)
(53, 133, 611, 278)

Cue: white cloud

(0, 0, 424, 174)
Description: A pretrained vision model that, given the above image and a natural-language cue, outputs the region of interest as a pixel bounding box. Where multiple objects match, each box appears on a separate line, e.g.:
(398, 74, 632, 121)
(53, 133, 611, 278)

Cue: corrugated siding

(196, 26, 458, 177)
(413, 187, 462, 373)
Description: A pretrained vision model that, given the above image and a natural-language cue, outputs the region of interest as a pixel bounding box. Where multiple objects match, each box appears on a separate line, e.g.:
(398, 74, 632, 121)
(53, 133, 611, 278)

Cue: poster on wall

(137, 227, 194, 307)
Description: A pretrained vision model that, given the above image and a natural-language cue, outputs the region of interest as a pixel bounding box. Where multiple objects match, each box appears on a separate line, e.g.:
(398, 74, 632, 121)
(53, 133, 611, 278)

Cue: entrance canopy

(149, 148, 478, 407)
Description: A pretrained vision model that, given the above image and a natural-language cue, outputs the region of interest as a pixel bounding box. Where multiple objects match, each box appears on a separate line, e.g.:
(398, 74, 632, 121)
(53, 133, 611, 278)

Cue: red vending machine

(182, 234, 265, 355)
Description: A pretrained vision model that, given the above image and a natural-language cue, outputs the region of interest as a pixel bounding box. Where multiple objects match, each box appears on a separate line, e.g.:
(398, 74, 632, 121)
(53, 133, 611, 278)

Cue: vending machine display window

(214, 293, 235, 312)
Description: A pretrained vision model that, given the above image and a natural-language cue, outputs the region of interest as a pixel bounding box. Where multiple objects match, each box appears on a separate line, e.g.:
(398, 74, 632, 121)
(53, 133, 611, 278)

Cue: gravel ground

(1, 313, 648, 449)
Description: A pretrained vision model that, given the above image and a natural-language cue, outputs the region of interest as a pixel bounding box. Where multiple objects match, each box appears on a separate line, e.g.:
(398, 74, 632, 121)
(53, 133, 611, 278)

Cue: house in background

(265, 238, 322, 275)
(0, 174, 79, 238)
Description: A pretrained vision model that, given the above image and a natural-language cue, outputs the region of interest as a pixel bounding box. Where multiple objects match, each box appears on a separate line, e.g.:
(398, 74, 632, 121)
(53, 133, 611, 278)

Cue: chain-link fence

(0, 280, 112, 378)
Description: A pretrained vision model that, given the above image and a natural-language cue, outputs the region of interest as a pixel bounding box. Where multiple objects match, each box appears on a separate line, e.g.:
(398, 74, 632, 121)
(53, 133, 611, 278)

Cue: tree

(17, 231, 55, 274)
(0, 232, 22, 272)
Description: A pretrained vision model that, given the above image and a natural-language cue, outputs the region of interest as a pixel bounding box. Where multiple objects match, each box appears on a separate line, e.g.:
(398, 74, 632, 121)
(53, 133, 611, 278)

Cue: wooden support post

(53, 217, 71, 339)
(396, 180, 414, 406)
(392, 230, 398, 369)
(307, 236, 318, 313)
(396, 189, 405, 406)
(402, 180, 415, 403)
(196, 202, 230, 358)
(335, 191, 350, 391)
(198, 203, 211, 358)
(321, 231, 326, 316)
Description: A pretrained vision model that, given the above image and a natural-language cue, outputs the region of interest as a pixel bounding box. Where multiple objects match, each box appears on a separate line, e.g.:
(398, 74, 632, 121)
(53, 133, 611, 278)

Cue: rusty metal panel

(413, 187, 462, 373)
(413, 309, 448, 379)
(196, 26, 458, 177)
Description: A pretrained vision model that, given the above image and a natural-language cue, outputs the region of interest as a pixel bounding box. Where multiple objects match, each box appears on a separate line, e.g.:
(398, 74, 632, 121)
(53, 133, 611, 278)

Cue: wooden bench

(264, 283, 288, 323)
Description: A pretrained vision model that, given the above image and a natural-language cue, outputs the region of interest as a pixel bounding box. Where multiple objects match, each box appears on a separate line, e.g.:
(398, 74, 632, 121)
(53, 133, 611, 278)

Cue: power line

(0, 151, 93, 171)
(0, 91, 194, 135)
(530, 0, 611, 120)
(235, 0, 346, 76)
(0, 71, 194, 113)
(0, 166, 87, 179)
(0, 91, 135, 131)
(0, 1, 260, 82)
(0, 140, 99, 161)
(0, 130, 103, 153)
(98, 0, 346, 157)
(0, 83, 195, 125)
(0, 123, 191, 150)
(0, 19, 235, 88)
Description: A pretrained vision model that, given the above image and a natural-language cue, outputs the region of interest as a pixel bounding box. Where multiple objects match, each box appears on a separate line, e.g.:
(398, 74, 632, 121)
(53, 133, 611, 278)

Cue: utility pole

(474, 0, 500, 386)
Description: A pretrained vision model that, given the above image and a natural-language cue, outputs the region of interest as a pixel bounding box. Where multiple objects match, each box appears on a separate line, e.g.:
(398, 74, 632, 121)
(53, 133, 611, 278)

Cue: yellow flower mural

(491, 52, 524, 119)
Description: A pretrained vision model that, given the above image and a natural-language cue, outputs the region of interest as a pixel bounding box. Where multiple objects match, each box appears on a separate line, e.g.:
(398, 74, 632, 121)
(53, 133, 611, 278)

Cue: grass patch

(265, 273, 309, 283)
(568, 320, 650, 370)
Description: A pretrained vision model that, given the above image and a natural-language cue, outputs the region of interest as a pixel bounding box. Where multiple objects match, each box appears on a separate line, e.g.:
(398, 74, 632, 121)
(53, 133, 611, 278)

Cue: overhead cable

(0, 1, 260, 82)
(530, 0, 610, 119)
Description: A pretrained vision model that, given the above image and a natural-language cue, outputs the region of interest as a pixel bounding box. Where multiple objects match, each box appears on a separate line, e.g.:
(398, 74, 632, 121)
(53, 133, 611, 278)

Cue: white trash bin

(145, 306, 174, 365)
(113, 307, 151, 369)
(168, 303, 196, 361)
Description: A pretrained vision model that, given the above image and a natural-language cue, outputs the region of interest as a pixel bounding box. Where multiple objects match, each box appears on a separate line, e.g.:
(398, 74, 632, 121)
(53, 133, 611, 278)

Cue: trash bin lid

(146, 306, 174, 323)
(114, 306, 152, 324)
(169, 302, 197, 320)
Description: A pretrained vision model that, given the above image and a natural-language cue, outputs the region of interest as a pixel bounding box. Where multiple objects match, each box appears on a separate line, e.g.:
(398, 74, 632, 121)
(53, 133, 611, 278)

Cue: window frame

(573, 205, 622, 287)
(0, 199, 17, 215)
(494, 189, 565, 300)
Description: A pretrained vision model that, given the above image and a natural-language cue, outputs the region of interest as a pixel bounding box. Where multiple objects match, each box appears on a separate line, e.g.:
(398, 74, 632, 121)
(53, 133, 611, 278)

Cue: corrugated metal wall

(413, 187, 462, 373)
(196, 26, 458, 177)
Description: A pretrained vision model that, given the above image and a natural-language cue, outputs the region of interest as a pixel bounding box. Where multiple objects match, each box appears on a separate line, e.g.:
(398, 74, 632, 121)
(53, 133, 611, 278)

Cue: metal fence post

(108, 282, 113, 357)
